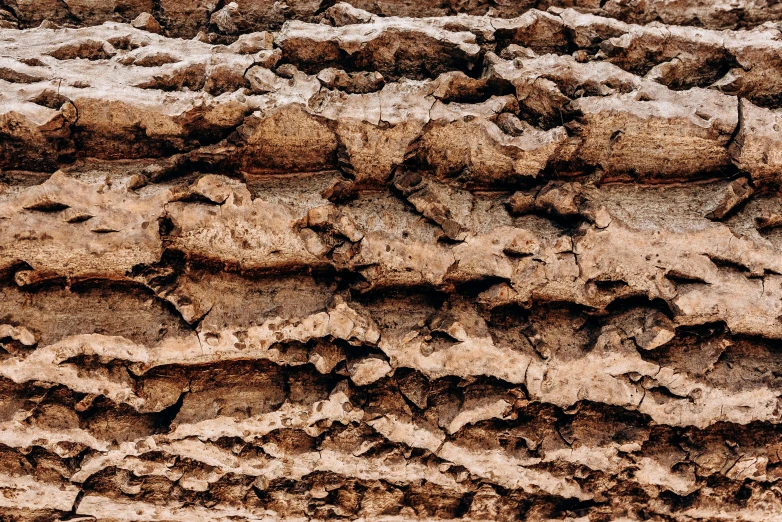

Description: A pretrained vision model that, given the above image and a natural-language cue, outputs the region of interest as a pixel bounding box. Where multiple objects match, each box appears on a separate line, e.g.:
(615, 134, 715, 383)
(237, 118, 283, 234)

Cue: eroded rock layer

(2, 1, 782, 521)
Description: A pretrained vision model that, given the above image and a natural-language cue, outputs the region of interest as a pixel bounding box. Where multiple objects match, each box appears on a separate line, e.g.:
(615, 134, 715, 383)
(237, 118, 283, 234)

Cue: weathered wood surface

(1, 1, 782, 520)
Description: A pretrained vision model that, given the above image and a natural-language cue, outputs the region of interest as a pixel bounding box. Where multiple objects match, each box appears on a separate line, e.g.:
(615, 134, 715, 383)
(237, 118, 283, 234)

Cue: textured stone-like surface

(2, 1, 782, 521)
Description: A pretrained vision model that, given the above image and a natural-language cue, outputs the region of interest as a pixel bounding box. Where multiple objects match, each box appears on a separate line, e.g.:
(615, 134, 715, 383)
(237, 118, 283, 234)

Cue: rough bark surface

(2, 1, 782, 521)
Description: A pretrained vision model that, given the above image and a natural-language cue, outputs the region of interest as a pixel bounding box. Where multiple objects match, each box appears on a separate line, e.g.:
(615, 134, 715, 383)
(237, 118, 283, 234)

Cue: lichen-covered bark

(2, 1, 782, 521)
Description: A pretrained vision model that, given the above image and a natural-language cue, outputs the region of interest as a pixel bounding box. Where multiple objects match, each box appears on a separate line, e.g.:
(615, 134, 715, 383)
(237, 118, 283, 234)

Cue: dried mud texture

(3, 2, 782, 522)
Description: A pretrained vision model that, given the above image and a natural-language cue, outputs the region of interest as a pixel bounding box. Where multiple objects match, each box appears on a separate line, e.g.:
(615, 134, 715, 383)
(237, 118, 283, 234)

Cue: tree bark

(1, 1, 782, 520)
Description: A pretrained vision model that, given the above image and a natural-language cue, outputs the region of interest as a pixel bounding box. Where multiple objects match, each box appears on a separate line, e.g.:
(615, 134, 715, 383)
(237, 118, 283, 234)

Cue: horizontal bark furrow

(2, 0, 782, 35)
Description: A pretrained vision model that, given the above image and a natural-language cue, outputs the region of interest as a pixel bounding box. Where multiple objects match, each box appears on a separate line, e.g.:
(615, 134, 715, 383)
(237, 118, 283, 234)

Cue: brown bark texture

(1, 0, 782, 520)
